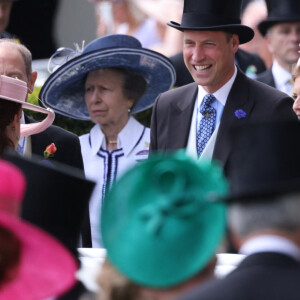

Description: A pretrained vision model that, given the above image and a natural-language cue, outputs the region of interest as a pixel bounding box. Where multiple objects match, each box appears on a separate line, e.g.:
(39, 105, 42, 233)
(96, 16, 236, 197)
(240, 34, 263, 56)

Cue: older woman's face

(84, 68, 134, 126)
(293, 76, 300, 119)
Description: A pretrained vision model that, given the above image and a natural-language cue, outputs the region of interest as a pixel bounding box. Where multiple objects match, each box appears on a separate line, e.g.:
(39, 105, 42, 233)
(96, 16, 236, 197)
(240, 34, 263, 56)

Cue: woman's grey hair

(0, 39, 32, 78)
(229, 193, 300, 237)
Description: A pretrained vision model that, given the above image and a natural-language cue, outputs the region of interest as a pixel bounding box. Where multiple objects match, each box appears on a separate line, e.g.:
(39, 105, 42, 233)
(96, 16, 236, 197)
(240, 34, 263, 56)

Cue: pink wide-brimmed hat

(0, 75, 55, 137)
(0, 159, 77, 299)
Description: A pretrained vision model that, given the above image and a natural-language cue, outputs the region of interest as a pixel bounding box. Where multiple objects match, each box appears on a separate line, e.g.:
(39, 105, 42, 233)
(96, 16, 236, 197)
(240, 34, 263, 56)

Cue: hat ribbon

(48, 41, 85, 73)
(139, 189, 209, 237)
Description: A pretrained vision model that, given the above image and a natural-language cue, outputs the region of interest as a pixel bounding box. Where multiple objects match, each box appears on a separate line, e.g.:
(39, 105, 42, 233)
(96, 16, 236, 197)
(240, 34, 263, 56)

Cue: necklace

(108, 140, 118, 144)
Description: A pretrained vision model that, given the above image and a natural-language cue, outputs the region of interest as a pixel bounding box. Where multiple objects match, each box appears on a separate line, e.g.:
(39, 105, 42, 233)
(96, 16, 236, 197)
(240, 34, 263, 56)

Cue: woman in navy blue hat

(39, 34, 176, 248)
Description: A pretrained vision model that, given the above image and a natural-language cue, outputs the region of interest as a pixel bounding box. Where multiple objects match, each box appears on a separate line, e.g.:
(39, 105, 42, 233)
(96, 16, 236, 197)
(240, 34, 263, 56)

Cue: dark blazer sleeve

(150, 96, 159, 152)
(31, 125, 84, 171)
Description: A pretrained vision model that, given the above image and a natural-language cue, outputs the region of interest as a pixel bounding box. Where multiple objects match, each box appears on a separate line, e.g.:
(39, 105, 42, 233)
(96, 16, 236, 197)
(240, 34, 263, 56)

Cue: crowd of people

(0, 0, 299, 299)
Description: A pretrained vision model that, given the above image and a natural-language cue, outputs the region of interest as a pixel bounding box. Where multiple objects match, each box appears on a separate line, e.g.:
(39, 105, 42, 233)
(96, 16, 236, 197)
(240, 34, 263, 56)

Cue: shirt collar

(272, 60, 292, 88)
(197, 65, 237, 108)
(240, 235, 300, 262)
(89, 117, 145, 156)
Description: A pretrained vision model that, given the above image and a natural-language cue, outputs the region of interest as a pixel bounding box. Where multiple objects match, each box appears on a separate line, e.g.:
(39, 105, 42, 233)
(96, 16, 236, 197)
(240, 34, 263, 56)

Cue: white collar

(89, 117, 145, 156)
(272, 60, 292, 87)
(197, 65, 237, 108)
(240, 235, 300, 261)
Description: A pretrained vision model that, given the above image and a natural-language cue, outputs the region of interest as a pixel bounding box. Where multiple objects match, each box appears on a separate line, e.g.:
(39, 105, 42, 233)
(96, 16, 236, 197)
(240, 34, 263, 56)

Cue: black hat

(3, 150, 95, 257)
(167, 0, 254, 44)
(258, 0, 300, 36)
(226, 120, 300, 201)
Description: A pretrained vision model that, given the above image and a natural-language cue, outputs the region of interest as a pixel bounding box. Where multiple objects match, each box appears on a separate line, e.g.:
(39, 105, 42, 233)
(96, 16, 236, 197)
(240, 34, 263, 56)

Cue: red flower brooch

(44, 143, 57, 159)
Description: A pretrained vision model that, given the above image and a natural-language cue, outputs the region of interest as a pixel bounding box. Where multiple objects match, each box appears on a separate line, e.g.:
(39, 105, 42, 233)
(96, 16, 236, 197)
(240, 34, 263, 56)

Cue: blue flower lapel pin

(235, 109, 246, 119)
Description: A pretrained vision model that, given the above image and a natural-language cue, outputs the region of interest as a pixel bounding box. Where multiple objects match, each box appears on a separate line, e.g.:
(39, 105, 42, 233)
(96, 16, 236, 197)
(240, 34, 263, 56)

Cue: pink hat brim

(0, 212, 77, 299)
(0, 75, 55, 137)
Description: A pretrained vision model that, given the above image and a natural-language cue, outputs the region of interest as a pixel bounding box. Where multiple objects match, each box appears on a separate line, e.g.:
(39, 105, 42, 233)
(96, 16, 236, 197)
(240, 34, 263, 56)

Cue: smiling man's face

(183, 30, 239, 93)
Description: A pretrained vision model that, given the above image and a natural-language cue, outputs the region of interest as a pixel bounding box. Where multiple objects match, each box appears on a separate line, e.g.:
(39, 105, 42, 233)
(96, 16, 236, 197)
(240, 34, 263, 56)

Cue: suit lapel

(25, 114, 48, 156)
(213, 70, 255, 168)
(166, 83, 198, 149)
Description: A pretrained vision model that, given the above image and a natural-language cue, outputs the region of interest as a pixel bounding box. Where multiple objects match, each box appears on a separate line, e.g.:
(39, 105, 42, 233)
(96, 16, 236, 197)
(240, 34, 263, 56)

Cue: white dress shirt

(272, 60, 293, 96)
(240, 235, 300, 262)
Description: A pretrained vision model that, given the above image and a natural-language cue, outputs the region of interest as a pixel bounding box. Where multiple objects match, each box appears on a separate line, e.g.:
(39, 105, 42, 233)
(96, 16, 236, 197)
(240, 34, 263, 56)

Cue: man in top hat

(150, 0, 297, 175)
(180, 120, 300, 300)
(256, 0, 300, 95)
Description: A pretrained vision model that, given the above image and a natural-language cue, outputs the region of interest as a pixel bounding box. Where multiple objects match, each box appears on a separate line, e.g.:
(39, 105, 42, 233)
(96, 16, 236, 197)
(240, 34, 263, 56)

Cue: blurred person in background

(94, 0, 163, 49)
(0, 0, 16, 39)
(240, 0, 272, 69)
(256, 0, 300, 95)
(181, 120, 300, 300)
(292, 56, 300, 119)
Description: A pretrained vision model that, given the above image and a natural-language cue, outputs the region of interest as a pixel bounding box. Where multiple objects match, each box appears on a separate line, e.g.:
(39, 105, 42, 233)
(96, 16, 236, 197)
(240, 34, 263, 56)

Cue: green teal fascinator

(101, 151, 228, 288)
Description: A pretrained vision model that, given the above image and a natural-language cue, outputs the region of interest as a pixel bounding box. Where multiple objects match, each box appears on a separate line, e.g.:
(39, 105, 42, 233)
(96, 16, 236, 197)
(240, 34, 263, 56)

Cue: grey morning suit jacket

(150, 69, 297, 175)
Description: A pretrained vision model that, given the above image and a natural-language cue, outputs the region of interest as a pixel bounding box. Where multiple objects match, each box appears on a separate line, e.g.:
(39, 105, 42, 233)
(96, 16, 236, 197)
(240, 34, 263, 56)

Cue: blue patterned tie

(196, 94, 217, 157)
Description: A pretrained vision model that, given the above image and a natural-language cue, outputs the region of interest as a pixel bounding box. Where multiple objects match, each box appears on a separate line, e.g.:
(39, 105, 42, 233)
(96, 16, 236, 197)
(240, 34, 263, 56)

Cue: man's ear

(28, 71, 37, 94)
(232, 34, 240, 53)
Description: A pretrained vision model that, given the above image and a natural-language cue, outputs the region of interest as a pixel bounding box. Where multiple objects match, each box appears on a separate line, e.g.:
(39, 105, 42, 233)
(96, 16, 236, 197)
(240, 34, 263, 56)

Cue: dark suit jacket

(25, 115, 84, 170)
(235, 48, 266, 75)
(169, 49, 266, 87)
(150, 69, 297, 176)
(25, 115, 92, 247)
(256, 68, 276, 88)
(181, 252, 300, 300)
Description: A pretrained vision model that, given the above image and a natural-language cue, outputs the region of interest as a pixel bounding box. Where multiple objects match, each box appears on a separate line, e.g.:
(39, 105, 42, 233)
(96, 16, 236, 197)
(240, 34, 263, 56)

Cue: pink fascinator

(0, 75, 55, 137)
(0, 159, 77, 299)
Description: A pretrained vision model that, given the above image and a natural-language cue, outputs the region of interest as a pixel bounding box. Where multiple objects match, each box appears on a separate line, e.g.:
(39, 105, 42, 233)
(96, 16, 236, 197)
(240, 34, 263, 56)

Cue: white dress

(80, 117, 150, 247)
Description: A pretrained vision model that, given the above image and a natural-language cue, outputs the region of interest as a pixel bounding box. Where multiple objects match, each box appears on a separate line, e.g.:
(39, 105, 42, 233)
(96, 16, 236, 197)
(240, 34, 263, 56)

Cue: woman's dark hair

(0, 100, 22, 157)
(0, 226, 22, 285)
(113, 68, 147, 107)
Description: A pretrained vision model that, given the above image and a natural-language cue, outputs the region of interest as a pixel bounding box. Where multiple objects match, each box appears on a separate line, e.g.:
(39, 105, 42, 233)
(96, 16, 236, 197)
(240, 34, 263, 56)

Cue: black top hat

(226, 120, 300, 202)
(258, 0, 300, 36)
(3, 151, 95, 257)
(167, 0, 254, 44)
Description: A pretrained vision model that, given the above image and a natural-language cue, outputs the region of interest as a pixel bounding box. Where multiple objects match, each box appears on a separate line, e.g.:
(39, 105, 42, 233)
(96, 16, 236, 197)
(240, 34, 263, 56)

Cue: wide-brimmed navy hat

(39, 34, 176, 120)
(167, 0, 254, 44)
(258, 0, 300, 36)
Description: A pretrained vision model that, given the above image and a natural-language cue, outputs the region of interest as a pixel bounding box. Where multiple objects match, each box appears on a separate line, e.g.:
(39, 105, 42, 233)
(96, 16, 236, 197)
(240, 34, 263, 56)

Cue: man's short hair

(0, 39, 32, 78)
(229, 193, 300, 237)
